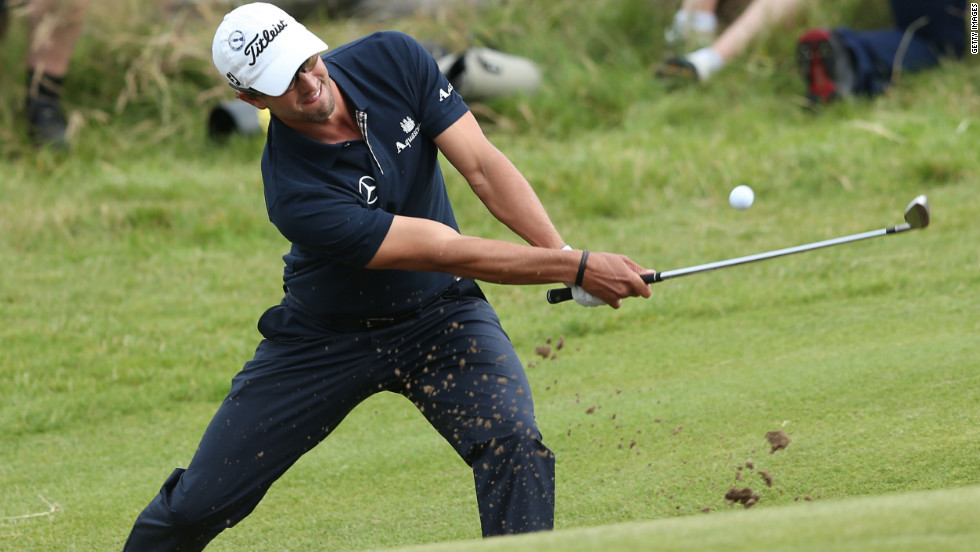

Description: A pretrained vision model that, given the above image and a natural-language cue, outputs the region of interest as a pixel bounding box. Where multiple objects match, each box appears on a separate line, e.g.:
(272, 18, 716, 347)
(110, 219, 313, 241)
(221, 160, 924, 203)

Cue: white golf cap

(212, 2, 328, 96)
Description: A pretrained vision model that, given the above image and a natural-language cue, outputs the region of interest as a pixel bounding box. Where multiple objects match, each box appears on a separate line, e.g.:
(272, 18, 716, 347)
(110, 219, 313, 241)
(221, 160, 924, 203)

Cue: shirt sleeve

(379, 31, 469, 139)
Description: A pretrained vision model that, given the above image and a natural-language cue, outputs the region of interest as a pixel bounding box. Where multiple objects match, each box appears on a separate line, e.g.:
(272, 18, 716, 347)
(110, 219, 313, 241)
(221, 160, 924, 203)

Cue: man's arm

(433, 112, 566, 250)
(368, 111, 652, 307)
(364, 216, 651, 308)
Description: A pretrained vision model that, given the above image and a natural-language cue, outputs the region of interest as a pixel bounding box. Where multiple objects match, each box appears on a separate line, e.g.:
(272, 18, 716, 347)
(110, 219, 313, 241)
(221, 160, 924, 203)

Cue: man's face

(249, 56, 335, 124)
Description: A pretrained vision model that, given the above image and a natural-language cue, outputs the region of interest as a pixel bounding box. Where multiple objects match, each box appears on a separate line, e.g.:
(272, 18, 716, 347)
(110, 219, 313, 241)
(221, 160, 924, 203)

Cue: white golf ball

(729, 185, 754, 210)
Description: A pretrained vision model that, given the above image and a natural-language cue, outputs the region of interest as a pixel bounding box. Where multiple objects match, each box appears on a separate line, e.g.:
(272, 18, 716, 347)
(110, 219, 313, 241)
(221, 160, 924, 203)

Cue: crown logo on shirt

(395, 116, 421, 154)
(400, 117, 416, 134)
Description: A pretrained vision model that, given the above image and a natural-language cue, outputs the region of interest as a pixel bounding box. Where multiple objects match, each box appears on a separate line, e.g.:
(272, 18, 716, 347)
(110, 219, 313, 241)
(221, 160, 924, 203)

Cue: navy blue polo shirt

(260, 31, 470, 317)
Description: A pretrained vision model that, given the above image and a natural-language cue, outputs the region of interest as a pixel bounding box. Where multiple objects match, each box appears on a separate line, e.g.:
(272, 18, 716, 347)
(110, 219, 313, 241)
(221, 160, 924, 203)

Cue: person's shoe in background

(656, 47, 724, 84)
(27, 95, 70, 149)
(797, 28, 855, 105)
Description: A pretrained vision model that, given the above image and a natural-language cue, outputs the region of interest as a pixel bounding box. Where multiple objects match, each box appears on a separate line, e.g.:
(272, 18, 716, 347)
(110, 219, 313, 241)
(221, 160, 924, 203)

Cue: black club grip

(546, 272, 661, 305)
(546, 287, 574, 304)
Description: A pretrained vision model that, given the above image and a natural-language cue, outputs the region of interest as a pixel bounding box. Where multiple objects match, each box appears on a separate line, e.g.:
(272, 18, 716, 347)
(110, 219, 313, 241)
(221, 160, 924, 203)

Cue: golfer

(122, 3, 651, 549)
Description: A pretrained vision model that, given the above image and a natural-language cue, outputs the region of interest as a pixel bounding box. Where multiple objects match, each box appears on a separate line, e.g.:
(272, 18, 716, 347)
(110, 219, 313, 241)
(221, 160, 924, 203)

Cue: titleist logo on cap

(246, 19, 288, 66)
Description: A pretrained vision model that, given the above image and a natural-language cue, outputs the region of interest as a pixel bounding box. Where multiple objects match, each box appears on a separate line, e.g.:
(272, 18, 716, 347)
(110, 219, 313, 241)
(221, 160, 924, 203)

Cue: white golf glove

(570, 285, 604, 307)
(562, 245, 605, 307)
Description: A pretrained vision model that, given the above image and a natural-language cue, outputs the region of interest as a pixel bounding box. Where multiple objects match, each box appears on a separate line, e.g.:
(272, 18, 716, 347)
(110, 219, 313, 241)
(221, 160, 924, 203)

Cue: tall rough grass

(0, 0, 916, 160)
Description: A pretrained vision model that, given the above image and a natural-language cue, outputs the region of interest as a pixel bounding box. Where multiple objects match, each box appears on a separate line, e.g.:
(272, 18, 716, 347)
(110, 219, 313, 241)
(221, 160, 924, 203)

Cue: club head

(904, 195, 930, 229)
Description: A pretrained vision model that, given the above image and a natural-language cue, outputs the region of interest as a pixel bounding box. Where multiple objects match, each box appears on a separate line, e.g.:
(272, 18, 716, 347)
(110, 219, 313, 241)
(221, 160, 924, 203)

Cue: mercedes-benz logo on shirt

(359, 176, 377, 205)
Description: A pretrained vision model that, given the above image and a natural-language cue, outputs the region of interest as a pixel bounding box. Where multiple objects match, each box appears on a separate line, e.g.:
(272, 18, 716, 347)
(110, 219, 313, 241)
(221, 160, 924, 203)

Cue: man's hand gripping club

(563, 245, 652, 308)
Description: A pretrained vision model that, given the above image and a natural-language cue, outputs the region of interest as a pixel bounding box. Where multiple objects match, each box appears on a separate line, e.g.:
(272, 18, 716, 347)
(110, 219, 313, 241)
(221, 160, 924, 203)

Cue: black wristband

(575, 250, 590, 287)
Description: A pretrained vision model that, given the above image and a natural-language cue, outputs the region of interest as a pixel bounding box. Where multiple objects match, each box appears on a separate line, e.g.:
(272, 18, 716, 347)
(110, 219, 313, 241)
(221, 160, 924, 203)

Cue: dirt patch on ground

(712, 430, 796, 511)
(765, 430, 790, 453)
(758, 470, 773, 487)
(724, 486, 761, 508)
(528, 336, 567, 366)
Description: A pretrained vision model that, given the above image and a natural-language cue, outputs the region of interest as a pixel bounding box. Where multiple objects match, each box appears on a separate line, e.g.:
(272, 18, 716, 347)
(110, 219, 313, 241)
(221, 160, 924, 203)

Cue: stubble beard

(302, 81, 335, 124)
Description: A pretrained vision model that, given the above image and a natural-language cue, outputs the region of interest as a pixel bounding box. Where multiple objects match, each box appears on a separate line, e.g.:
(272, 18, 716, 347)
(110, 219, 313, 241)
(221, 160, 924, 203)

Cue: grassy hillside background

(1, 0, 978, 550)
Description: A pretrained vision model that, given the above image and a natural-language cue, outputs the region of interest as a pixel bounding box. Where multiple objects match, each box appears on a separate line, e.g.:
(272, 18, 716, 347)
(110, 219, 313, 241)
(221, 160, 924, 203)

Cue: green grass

(381, 486, 980, 552)
(1, 0, 978, 550)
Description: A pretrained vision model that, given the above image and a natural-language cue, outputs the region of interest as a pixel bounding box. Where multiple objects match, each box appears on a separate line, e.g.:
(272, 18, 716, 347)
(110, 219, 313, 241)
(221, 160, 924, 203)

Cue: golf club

(546, 195, 930, 304)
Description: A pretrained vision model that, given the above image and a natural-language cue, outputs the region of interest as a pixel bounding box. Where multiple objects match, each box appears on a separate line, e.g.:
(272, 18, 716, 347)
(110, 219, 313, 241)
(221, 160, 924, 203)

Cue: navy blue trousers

(122, 279, 555, 551)
(835, 0, 966, 95)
